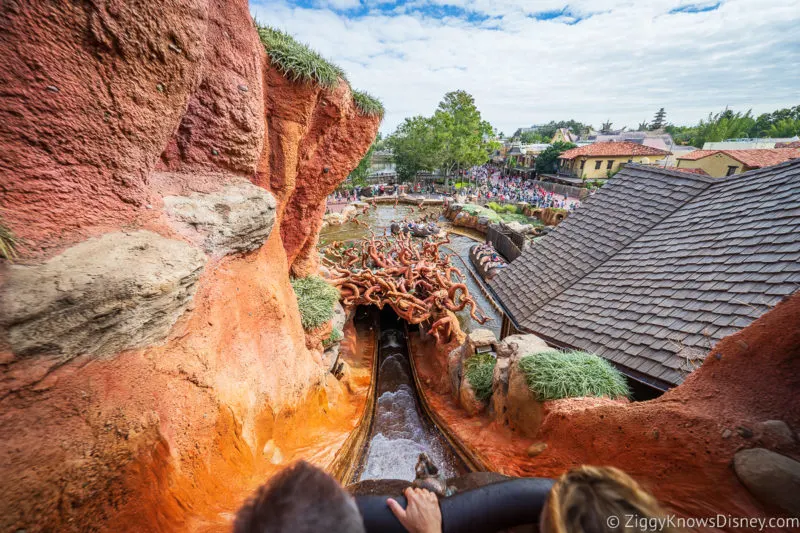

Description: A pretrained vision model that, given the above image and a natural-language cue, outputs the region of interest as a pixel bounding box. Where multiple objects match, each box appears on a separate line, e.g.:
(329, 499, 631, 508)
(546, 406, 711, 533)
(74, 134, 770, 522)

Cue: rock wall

(0, 1, 379, 531)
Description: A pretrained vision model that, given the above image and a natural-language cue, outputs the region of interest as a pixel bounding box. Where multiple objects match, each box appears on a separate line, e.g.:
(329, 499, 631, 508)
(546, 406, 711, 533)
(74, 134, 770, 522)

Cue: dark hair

(234, 461, 365, 533)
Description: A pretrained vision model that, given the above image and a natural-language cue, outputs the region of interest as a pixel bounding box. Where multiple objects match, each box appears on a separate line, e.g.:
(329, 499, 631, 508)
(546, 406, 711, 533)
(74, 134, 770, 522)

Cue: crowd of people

(327, 164, 583, 212)
(453, 164, 581, 211)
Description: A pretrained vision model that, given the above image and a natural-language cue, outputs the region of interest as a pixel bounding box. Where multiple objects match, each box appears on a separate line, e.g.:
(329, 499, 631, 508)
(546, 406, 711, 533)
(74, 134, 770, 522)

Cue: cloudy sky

(249, 0, 800, 135)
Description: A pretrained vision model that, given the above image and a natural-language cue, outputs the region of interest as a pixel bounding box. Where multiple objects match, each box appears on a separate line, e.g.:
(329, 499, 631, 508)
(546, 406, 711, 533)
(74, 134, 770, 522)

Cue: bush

(486, 202, 503, 213)
(291, 276, 340, 330)
(255, 24, 345, 89)
(518, 350, 629, 401)
(464, 353, 496, 401)
(503, 204, 520, 214)
(352, 90, 384, 118)
(323, 328, 343, 348)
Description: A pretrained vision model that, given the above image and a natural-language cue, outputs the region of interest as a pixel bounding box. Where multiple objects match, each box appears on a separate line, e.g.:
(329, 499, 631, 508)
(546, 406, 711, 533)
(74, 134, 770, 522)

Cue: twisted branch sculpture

(322, 233, 490, 344)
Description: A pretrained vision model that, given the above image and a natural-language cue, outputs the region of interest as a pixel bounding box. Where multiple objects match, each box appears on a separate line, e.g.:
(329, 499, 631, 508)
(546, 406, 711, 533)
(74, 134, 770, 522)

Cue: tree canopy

(348, 132, 381, 187)
(665, 105, 799, 146)
(385, 90, 498, 181)
(534, 141, 576, 175)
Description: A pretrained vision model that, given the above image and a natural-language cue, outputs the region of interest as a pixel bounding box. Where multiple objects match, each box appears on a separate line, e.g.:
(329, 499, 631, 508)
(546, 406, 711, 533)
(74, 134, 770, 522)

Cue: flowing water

(358, 311, 467, 481)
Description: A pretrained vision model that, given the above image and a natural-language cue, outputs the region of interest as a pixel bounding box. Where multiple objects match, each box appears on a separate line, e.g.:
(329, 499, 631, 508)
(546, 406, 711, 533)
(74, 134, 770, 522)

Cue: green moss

(291, 276, 340, 330)
(352, 90, 384, 118)
(518, 350, 629, 401)
(0, 214, 18, 261)
(255, 23, 345, 89)
(464, 353, 496, 401)
(323, 328, 343, 348)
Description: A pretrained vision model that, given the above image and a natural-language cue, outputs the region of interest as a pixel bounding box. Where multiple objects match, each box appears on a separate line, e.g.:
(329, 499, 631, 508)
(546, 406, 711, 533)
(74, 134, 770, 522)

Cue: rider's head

(540, 465, 675, 533)
(234, 461, 365, 533)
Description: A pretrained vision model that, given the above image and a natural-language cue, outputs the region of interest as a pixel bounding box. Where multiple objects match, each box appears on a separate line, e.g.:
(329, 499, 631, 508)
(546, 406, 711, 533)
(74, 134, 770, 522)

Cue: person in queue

(234, 460, 673, 533)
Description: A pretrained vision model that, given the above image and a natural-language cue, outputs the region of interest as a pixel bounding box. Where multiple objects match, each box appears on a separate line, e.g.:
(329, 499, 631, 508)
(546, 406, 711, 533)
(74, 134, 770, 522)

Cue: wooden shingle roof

(490, 161, 800, 389)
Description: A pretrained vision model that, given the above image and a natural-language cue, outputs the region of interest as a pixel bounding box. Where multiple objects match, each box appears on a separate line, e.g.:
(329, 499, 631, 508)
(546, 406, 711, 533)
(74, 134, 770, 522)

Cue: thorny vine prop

(322, 233, 490, 344)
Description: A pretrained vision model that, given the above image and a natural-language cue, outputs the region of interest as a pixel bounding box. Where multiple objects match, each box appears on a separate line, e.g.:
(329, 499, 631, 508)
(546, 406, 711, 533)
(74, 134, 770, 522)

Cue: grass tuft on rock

(0, 214, 18, 261)
(464, 353, 496, 402)
(518, 350, 629, 401)
(323, 328, 343, 348)
(291, 275, 340, 330)
(255, 23, 346, 89)
(352, 90, 384, 118)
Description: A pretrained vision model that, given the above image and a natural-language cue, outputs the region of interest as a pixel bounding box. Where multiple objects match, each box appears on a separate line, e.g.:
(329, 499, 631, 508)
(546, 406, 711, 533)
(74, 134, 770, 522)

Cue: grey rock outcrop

(734, 448, 800, 516)
(163, 180, 276, 255)
(0, 231, 206, 360)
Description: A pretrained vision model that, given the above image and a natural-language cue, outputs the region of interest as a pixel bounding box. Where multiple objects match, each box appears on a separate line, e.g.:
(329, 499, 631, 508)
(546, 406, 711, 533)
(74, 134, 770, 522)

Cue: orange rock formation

(0, 1, 379, 531)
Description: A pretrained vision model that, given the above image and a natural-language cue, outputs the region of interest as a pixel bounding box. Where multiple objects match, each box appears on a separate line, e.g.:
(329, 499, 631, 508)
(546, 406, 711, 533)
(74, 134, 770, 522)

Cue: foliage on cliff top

(465, 353, 496, 402)
(255, 24, 345, 89)
(518, 350, 629, 401)
(291, 275, 340, 330)
(353, 90, 385, 118)
(0, 213, 18, 261)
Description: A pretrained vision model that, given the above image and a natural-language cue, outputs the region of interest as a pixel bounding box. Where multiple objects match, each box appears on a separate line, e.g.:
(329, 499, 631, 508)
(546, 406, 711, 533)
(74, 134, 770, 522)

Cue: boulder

(466, 329, 497, 357)
(0, 231, 206, 359)
(448, 345, 465, 397)
(758, 420, 796, 447)
(495, 334, 551, 364)
(163, 179, 277, 255)
(491, 354, 512, 422)
(459, 373, 486, 416)
(734, 448, 800, 516)
(505, 360, 544, 438)
(322, 344, 340, 373)
(332, 301, 347, 334)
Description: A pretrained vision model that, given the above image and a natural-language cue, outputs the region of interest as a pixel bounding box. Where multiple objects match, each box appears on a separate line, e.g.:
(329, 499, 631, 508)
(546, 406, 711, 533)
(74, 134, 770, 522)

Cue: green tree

(385, 116, 438, 182)
(765, 118, 800, 138)
(430, 90, 497, 180)
(519, 130, 546, 144)
(649, 108, 667, 130)
(348, 133, 380, 187)
(534, 141, 576, 175)
(688, 109, 755, 147)
(537, 120, 590, 140)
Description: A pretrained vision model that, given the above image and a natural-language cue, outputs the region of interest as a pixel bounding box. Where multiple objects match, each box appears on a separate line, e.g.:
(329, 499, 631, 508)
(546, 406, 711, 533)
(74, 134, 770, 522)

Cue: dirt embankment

(0, 1, 379, 531)
(416, 294, 800, 528)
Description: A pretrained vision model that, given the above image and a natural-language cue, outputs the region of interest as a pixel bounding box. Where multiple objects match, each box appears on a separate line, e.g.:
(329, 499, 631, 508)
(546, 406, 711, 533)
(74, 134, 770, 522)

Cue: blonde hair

(542, 466, 677, 533)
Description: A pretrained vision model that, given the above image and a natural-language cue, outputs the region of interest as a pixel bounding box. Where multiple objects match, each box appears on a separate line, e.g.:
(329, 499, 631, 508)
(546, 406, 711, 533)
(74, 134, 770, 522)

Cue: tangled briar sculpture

(322, 232, 490, 344)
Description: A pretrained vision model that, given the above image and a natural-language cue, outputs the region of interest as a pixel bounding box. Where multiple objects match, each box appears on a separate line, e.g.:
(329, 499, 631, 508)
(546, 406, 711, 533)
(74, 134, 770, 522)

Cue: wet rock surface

(0, 231, 206, 359)
(163, 180, 276, 255)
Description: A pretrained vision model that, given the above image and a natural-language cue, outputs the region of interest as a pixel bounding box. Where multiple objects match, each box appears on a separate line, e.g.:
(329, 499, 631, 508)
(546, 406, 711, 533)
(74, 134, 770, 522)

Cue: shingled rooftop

(490, 160, 800, 390)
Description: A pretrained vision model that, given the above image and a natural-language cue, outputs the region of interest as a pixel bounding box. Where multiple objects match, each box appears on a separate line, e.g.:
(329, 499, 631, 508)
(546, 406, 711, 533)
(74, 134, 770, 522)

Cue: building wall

(676, 152, 745, 177)
(561, 155, 663, 179)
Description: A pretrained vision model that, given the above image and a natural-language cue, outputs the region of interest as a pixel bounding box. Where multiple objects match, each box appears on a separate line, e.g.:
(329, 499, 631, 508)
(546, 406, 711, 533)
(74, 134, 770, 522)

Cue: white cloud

(250, 0, 800, 135)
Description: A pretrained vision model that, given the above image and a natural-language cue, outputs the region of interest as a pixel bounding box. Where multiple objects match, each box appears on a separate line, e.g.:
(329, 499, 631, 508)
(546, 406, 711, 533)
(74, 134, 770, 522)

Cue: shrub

(464, 353, 496, 401)
(323, 328, 343, 348)
(291, 276, 340, 330)
(255, 24, 345, 89)
(0, 214, 18, 261)
(503, 204, 520, 214)
(518, 350, 629, 401)
(352, 90, 384, 118)
(486, 202, 503, 213)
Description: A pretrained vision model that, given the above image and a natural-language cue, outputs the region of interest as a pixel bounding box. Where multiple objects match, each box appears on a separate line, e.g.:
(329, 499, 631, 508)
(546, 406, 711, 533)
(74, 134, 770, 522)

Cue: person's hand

(387, 487, 442, 533)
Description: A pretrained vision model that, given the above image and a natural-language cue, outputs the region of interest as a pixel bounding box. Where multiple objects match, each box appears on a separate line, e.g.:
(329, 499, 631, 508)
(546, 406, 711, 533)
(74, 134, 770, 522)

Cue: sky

(249, 0, 800, 135)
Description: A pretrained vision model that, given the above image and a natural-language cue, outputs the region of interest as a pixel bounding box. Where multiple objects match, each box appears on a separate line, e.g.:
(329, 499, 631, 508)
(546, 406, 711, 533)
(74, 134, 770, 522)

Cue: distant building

(551, 128, 579, 144)
(675, 148, 800, 177)
(557, 141, 670, 181)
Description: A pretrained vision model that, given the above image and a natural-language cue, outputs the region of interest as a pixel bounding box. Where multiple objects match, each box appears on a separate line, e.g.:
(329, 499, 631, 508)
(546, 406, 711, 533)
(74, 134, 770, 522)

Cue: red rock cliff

(0, 0, 379, 531)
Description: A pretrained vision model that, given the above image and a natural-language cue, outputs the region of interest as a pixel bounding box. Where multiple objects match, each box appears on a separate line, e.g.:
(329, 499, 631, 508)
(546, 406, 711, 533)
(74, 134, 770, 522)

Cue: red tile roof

(675, 149, 718, 161)
(676, 148, 800, 168)
(664, 166, 709, 176)
(559, 141, 670, 160)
